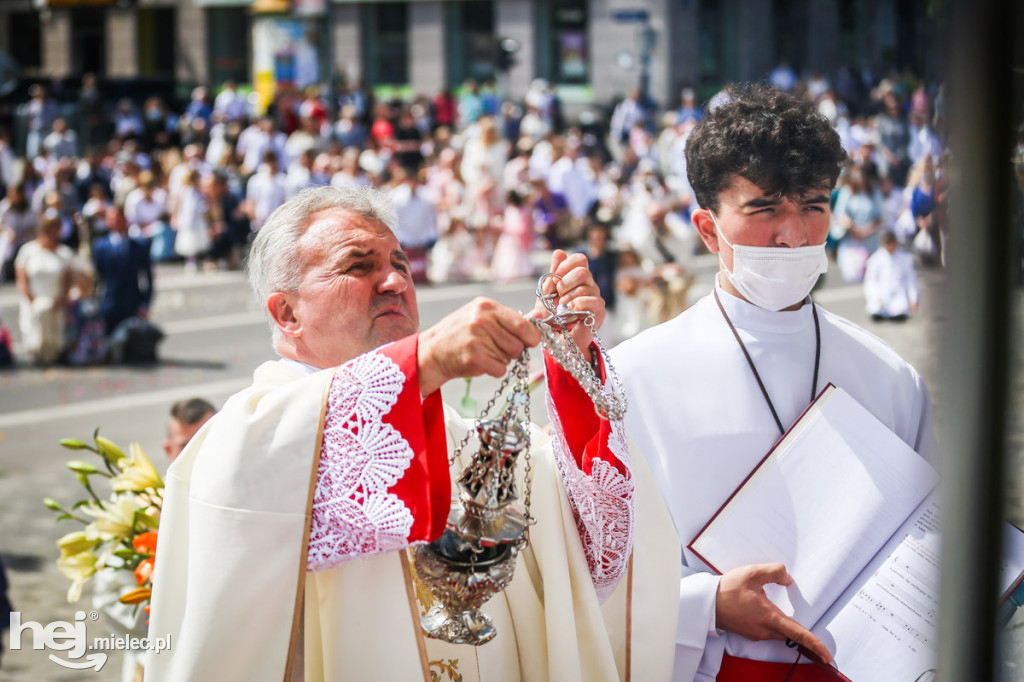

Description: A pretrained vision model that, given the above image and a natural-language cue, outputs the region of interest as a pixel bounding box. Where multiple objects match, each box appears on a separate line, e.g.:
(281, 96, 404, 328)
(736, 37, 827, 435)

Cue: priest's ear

(691, 208, 720, 253)
(267, 292, 302, 338)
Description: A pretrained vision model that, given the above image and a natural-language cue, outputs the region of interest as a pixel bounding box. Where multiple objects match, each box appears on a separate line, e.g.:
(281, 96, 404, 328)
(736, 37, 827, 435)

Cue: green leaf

(71, 499, 92, 510)
(55, 513, 74, 523)
(112, 548, 137, 560)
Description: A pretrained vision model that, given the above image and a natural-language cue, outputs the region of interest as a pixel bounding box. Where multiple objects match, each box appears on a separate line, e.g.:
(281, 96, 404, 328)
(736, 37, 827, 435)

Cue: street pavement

(0, 253, 1020, 680)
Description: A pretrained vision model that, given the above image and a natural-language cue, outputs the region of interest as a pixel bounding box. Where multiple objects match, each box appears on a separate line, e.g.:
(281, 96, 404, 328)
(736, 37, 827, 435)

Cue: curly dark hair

(685, 83, 846, 211)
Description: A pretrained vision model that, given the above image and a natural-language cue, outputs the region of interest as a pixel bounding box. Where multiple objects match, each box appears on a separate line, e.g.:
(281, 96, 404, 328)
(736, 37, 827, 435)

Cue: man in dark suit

(92, 204, 153, 334)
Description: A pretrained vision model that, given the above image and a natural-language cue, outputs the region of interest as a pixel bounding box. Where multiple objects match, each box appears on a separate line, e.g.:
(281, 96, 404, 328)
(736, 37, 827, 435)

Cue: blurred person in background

(0, 182, 39, 280)
(15, 210, 76, 364)
(491, 187, 536, 282)
(213, 80, 248, 123)
(164, 398, 217, 462)
(245, 150, 287, 234)
(388, 168, 438, 283)
(864, 230, 918, 322)
(173, 168, 211, 273)
(77, 73, 106, 151)
(92, 204, 153, 334)
(636, 200, 696, 324)
(832, 165, 882, 282)
(25, 84, 57, 160)
(124, 170, 168, 239)
(112, 99, 145, 142)
(43, 118, 79, 160)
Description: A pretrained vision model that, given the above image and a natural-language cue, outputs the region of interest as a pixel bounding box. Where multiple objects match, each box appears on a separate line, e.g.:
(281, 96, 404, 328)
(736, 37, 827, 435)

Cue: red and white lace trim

(307, 352, 416, 572)
(546, 389, 635, 601)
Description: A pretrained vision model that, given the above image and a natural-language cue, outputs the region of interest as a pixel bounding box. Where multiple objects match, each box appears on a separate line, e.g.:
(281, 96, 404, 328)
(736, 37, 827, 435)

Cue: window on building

(772, 0, 807, 73)
(138, 8, 176, 78)
(8, 12, 41, 71)
(207, 7, 251, 86)
(697, 0, 740, 89)
(446, 1, 495, 87)
(362, 3, 409, 86)
(71, 10, 106, 77)
(547, 0, 588, 85)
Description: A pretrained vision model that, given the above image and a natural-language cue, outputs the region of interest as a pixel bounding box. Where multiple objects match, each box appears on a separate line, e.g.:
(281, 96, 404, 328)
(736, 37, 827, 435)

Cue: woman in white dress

(15, 210, 75, 364)
(173, 168, 211, 272)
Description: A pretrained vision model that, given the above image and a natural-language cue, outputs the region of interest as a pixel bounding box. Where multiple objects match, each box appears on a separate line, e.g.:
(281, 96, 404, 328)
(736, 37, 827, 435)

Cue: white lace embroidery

(308, 352, 416, 572)
(546, 374, 635, 601)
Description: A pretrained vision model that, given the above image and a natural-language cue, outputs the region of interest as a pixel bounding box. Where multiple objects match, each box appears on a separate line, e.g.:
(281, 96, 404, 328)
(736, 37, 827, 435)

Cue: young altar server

(602, 84, 937, 681)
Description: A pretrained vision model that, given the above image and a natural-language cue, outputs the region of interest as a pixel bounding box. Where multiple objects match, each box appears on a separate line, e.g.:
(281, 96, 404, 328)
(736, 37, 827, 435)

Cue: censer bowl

(413, 529, 519, 645)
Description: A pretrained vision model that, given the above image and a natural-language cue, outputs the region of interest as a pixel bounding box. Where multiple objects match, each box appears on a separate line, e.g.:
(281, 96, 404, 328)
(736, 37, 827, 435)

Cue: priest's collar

(713, 274, 816, 333)
(279, 356, 320, 375)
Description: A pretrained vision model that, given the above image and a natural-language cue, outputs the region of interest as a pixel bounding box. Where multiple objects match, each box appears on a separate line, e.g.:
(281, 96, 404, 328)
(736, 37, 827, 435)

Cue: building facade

(0, 0, 941, 112)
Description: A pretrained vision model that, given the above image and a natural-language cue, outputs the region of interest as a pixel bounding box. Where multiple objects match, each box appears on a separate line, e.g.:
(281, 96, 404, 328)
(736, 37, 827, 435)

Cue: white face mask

(711, 211, 827, 311)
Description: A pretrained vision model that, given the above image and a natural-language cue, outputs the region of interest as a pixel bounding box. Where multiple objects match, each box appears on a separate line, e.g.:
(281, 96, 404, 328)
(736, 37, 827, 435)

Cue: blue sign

(611, 8, 650, 23)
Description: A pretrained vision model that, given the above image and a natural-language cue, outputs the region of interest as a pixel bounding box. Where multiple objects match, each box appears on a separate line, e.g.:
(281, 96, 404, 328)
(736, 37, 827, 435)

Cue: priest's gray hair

(246, 185, 398, 341)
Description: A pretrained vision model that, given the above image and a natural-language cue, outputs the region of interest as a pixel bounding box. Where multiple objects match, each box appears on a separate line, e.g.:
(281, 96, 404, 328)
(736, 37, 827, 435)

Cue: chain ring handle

(532, 272, 627, 421)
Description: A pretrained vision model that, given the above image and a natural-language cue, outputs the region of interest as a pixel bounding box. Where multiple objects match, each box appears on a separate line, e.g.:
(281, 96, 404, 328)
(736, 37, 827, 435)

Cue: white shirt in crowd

(547, 154, 596, 219)
(213, 88, 247, 122)
(245, 166, 287, 231)
(124, 188, 168, 232)
(864, 246, 919, 317)
(388, 182, 438, 249)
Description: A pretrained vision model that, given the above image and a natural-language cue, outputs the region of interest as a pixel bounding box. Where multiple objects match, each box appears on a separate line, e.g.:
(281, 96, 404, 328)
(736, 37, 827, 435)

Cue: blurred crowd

(0, 63, 955, 365)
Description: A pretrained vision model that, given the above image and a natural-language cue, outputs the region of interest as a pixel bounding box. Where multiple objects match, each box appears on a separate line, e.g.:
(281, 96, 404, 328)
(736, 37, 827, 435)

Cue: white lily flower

(110, 442, 163, 492)
(57, 550, 98, 602)
(82, 494, 141, 543)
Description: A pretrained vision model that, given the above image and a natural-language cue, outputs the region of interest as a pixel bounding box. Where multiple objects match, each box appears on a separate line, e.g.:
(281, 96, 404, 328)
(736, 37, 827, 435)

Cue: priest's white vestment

(610, 278, 937, 681)
(146, 334, 680, 681)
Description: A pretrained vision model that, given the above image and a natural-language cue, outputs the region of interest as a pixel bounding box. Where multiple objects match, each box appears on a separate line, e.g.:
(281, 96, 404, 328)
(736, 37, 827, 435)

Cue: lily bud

(43, 497, 63, 511)
(95, 437, 126, 463)
(67, 461, 99, 475)
(118, 586, 152, 605)
(60, 438, 90, 450)
(57, 531, 95, 557)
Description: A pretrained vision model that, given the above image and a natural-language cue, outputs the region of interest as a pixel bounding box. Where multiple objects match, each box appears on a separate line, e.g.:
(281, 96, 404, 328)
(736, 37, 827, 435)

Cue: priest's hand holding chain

(418, 297, 542, 396)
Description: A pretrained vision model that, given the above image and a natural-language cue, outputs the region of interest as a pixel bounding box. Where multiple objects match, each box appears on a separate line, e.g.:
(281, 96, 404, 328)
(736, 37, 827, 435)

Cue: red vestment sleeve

(544, 346, 628, 477)
(307, 334, 450, 573)
(544, 344, 634, 599)
(378, 334, 451, 544)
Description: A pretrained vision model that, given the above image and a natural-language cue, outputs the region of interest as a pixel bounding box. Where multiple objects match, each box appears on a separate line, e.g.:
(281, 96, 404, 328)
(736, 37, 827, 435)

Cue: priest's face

(286, 208, 419, 367)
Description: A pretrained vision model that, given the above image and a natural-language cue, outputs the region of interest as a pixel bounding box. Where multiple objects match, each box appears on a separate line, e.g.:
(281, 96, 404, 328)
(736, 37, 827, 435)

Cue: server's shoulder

(610, 301, 708, 372)
(819, 306, 923, 379)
